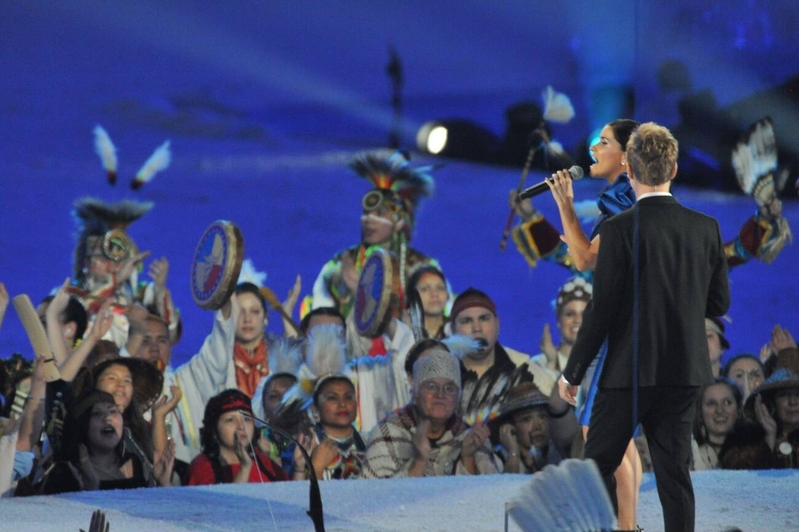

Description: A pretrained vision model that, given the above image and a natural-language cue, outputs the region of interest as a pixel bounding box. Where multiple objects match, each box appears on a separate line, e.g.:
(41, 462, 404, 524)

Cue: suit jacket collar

(636, 194, 678, 206)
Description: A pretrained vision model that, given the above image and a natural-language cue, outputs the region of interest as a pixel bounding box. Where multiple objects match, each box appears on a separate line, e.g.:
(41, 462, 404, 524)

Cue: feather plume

(237, 258, 268, 288)
(305, 323, 348, 379)
(441, 334, 483, 360)
(731, 117, 777, 195)
(93, 125, 118, 185)
(509, 459, 618, 532)
(131, 140, 171, 190)
(350, 149, 435, 204)
(541, 86, 575, 124)
(268, 337, 303, 376)
(407, 287, 425, 342)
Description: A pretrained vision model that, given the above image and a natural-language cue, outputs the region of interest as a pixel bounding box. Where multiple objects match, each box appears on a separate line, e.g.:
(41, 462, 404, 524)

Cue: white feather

(134, 140, 171, 185)
(441, 334, 482, 360)
(306, 323, 347, 378)
(731, 118, 776, 195)
(93, 125, 118, 173)
(541, 86, 575, 124)
(237, 258, 268, 288)
(509, 459, 618, 532)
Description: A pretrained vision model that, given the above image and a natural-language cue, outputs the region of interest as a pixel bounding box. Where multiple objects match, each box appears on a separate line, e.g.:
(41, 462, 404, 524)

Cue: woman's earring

(621, 161, 626, 166)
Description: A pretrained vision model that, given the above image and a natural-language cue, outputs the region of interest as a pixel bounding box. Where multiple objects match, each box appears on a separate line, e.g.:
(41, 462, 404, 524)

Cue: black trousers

(584, 386, 700, 532)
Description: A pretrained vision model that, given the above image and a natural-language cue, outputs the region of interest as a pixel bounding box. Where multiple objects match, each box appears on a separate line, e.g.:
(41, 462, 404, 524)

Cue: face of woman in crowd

(727, 358, 764, 397)
(774, 387, 799, 431)
(512, 406, 550, 449)
(315, 379, 357, 432)
(415, 272, 447, 317)
(701, 383, 738, 441)
(216, 411, 254, 452)
(87, 402, 124, 452)
(263, 376, 296, 420)
(236, 292, 267, 348)
(96, 363, 133, 413)
(589, 125, 626, 181)
(557, 300, 586, 346)
(415, 378, 458, 424)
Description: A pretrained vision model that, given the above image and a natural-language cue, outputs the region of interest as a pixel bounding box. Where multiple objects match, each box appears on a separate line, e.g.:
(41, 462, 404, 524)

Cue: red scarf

(233, 339, 269, 398)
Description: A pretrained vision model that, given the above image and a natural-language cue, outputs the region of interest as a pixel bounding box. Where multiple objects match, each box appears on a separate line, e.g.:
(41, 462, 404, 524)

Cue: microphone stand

(239, 411, 326, 532)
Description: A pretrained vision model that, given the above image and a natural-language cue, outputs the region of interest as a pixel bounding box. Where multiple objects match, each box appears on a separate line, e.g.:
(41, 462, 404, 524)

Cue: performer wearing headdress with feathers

(71, 197, 180, 349)
(310, 150, 443, 321)
(70, 127, 179, 349)
(726, 117, 792, 267)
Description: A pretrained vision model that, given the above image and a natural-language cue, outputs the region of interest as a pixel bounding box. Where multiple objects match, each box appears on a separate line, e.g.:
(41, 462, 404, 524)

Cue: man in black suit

(558, 123, 730, 532)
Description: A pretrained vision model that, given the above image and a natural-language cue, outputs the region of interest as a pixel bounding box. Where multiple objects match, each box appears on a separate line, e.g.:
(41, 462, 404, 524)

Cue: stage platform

(2, 470, 797, 532)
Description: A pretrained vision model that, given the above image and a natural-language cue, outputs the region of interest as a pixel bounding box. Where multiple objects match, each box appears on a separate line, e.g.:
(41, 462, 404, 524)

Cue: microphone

(518, 165, 584, 200)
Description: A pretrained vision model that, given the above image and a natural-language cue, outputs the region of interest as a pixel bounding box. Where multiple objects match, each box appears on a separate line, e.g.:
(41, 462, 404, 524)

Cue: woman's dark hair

(59, 390, 125, 462)
(692, 376, 743, 446)
(299, 307, 345, 335)
(722, 353, 769, 380)
(404, 265, 447, 310)
(200, 389, 254, 460)
(404, 338, 449, 377)
(40, 294, 89, 345)
(607, 119, 640, 153)
(235, 282, 267, 312)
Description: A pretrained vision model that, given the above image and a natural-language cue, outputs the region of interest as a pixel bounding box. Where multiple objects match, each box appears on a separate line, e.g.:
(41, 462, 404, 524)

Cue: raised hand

(310, 438, 339, 478)
(153, 385, 182, 419)
(282, 274, 302, 314)
(412, 418, 432, 461)
(340, 252, 359, 294)
(771, 324, 796, 353)
(148, 257, 170, 296)
(117, 250, 152, 285)
(462, 423, 490, 459)
(153, 439, 176, 487)
(539, 323, 557, 368)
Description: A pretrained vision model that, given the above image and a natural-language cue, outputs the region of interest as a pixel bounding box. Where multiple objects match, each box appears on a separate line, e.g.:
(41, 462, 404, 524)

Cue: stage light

(415, 119, 501, 163)
(416, 123, 449, 154)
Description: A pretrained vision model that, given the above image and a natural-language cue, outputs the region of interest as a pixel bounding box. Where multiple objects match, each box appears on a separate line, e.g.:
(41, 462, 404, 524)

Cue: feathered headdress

(277, 323, 349, 414)
(72, 197, 153, 282)
(731, 117, 792, 263)
(350, 149, 435, 239)
(731, 117, 778, 202)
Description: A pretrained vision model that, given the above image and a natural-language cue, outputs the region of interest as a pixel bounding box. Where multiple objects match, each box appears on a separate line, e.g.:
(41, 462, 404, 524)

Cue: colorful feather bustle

(541, 86, 575, 124)
(350, 149, 435, 207)
(93, 125, 118, 185)
(731, 117, 777, 196)
(131, 140, 171, 190)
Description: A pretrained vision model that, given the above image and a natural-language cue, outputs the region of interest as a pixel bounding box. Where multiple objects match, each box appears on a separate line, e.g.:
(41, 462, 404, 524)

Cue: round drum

(354, 248, 400, 338)
(190, 220, 244, 310)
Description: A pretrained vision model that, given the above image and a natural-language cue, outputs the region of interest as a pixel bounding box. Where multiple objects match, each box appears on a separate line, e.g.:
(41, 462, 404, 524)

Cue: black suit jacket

(563, 195, 730, 388)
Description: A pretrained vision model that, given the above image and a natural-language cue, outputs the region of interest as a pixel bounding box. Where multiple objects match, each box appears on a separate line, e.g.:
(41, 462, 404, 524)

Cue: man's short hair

(626, 122, 679, 186)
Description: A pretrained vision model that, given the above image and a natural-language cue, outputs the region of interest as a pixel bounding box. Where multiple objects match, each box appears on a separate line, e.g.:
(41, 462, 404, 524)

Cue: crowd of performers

(0, 118, 796, 531)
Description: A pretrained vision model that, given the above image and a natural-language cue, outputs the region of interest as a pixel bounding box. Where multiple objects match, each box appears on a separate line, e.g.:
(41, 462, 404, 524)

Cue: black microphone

(518, 165, 584, 200)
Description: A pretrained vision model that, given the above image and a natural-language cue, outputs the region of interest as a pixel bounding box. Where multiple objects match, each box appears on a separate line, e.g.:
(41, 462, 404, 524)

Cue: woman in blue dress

(511, 118, 641, 530)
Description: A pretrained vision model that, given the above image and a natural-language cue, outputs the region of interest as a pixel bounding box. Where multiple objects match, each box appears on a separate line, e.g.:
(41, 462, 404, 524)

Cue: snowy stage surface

(2, 470, 797, 532)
